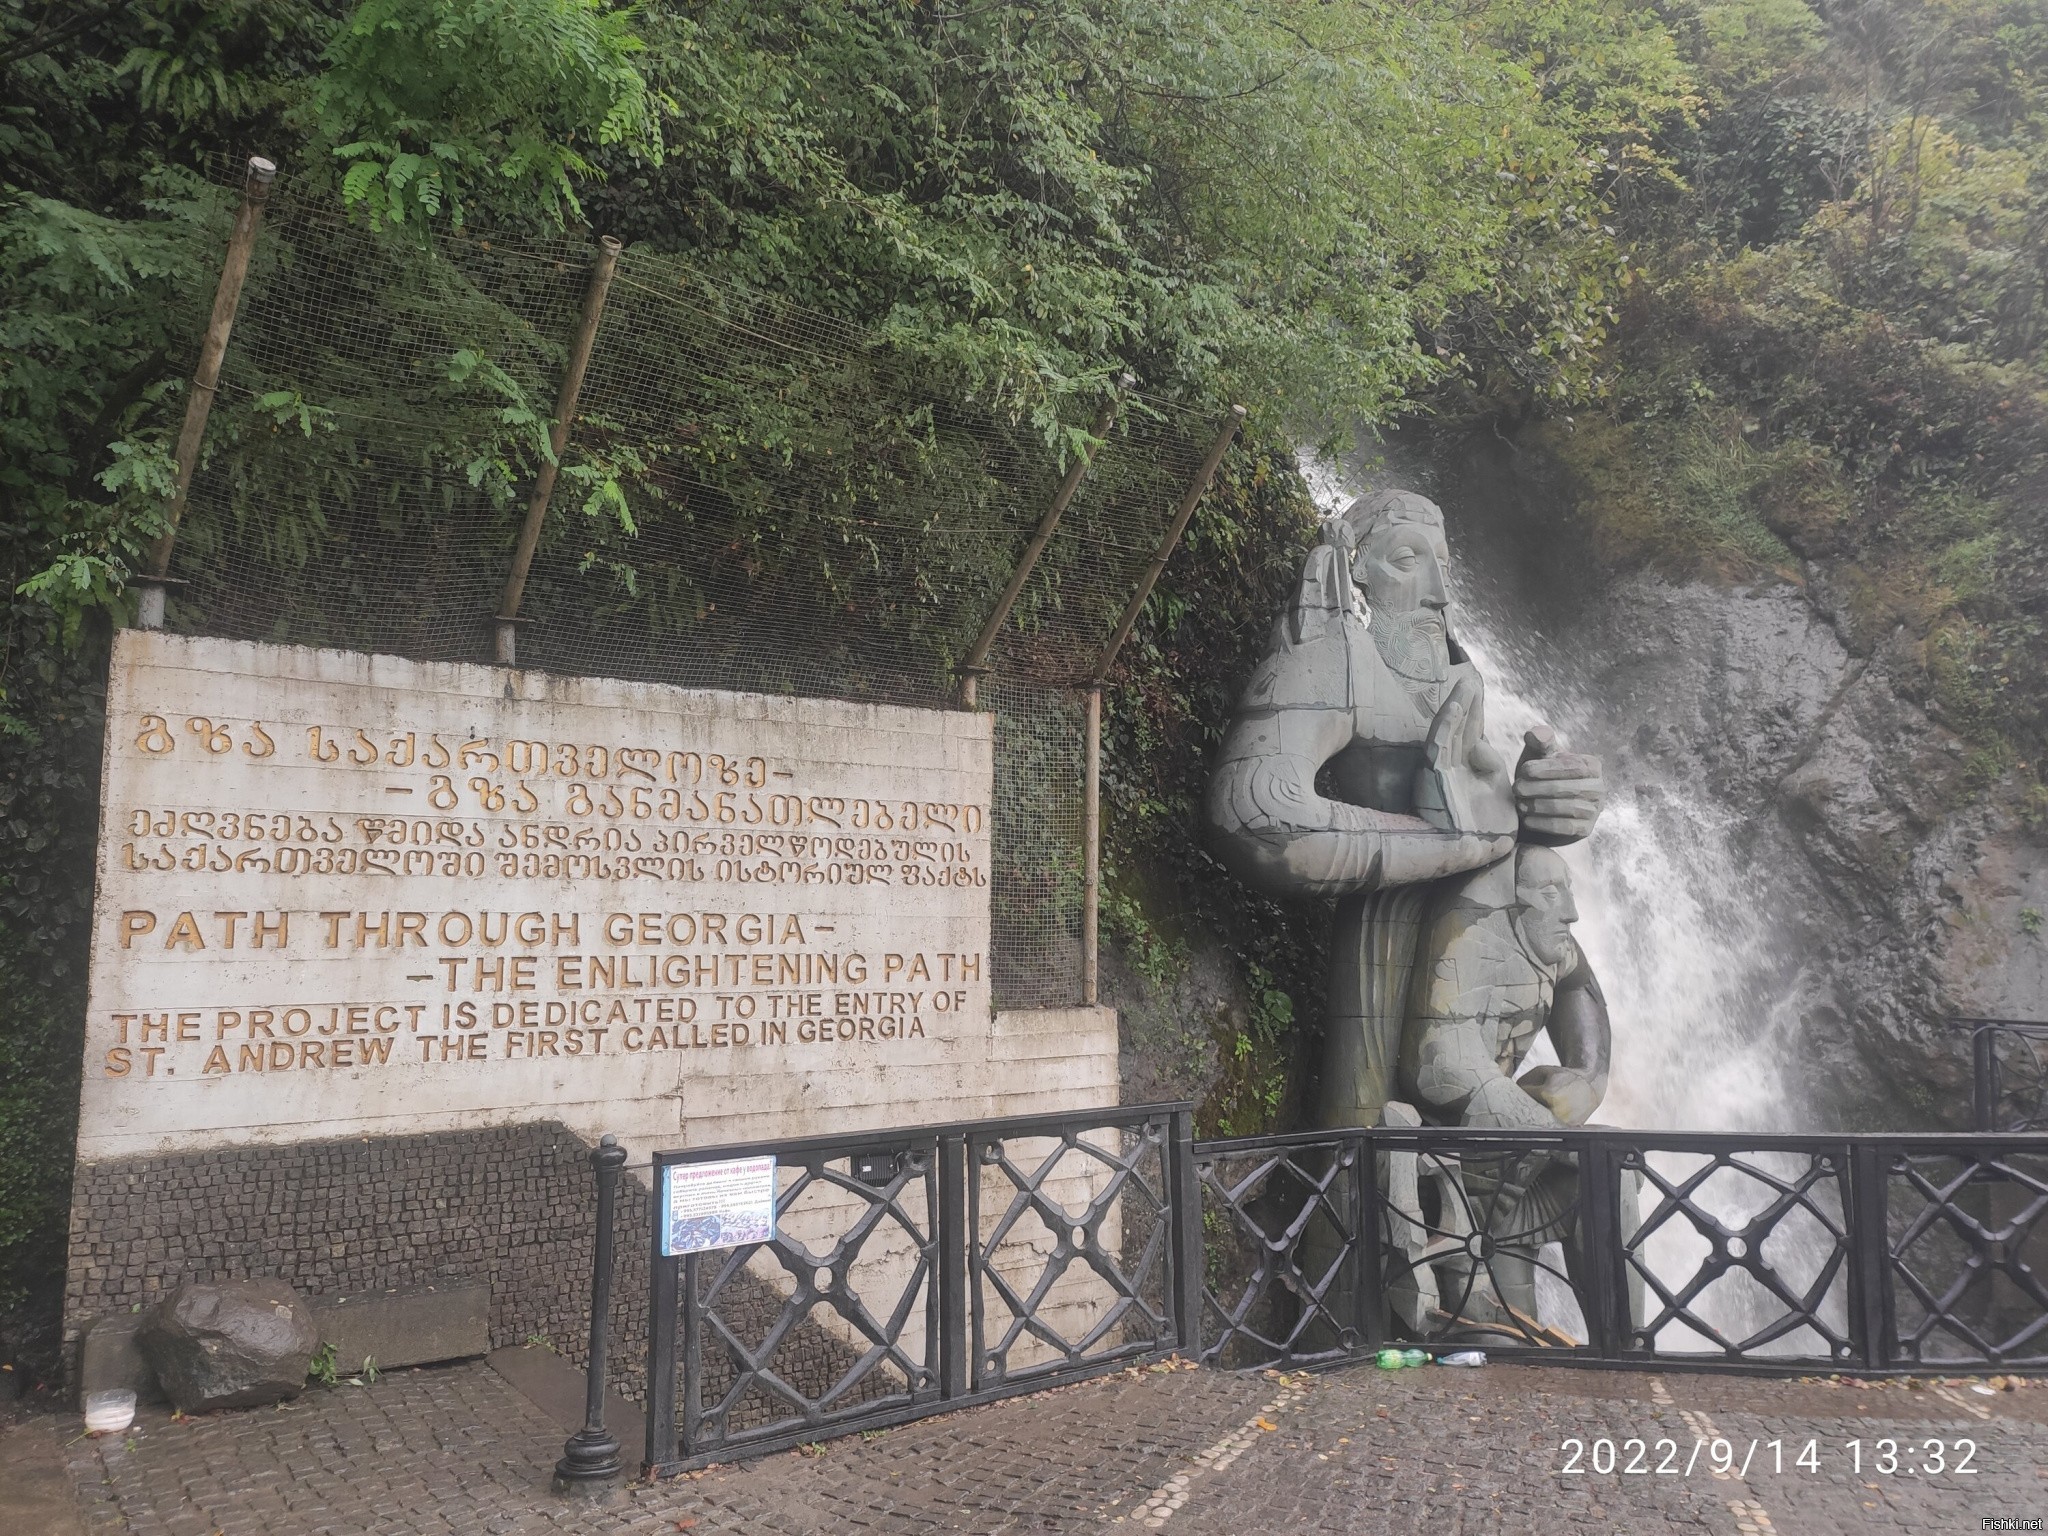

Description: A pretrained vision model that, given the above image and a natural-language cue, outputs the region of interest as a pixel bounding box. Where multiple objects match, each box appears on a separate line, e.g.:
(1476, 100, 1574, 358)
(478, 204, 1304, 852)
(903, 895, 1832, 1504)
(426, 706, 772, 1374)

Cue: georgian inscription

(79, 633, 995, 1158)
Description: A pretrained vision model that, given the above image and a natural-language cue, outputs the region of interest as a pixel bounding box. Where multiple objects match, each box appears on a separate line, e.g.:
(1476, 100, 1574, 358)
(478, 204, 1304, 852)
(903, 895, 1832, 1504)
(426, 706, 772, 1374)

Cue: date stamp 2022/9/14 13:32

(1557, 1434, 1984, 1478)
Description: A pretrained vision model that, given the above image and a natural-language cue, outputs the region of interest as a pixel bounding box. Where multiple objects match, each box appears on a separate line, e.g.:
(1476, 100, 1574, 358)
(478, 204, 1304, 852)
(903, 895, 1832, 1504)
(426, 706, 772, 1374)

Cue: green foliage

(1542, 0, 2048, 791)
(313, 0, 662, 228)
(1097, 444, 1328, 1138)
(308, 1341, 338, 1385)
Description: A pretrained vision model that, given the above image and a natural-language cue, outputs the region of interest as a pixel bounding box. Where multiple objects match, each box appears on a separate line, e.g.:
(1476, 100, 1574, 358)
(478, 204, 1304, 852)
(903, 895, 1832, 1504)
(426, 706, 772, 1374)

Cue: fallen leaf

(1255, 1418, 1278, 1432)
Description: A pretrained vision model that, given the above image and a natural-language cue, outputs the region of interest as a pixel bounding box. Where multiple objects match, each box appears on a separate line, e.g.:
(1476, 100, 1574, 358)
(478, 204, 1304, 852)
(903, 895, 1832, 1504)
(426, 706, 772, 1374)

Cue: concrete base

(75, 1280, 490, 1404)
(317, 1282, 491, 1375)
(487, 1344, 643, 1455)
(0, 1418, 89, 1536)
(79, 1313, 165, 1405)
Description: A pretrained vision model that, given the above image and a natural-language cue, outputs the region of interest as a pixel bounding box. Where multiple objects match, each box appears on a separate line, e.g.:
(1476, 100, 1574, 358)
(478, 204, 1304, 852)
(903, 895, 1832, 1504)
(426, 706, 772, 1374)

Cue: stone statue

(1205, 488, 1618, 1343)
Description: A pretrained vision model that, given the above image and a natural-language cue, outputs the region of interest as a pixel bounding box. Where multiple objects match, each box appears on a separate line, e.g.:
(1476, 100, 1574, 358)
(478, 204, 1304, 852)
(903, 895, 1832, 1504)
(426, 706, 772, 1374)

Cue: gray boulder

(139, 1279, 318, 1412)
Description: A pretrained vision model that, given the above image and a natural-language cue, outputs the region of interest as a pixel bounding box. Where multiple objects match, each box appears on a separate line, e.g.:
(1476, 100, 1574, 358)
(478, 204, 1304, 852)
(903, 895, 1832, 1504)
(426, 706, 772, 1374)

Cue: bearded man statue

(1206, 489, 1606, 1131)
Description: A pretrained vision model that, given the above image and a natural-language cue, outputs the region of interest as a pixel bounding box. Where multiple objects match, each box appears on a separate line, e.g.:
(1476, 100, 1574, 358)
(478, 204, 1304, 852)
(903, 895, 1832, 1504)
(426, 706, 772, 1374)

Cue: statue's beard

(1368, 605, 1450, 685)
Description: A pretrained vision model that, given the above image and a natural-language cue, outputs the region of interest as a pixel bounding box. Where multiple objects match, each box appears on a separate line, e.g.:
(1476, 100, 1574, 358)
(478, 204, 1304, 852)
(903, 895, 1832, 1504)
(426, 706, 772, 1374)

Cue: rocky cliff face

(1431, 436, 2048, 1131)
(1585, 573, 2039, 1126)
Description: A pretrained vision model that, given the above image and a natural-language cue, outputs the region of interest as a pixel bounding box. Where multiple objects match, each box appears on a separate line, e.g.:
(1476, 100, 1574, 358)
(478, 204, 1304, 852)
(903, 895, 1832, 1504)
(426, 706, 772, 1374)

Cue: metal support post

(1086, 404, 1245, 691)
(1167, 1108, 1203, 1358)
(1076, 403, 1243, 1002)
(137, 153, 276, 625)
(1082, 686, 1102, 1005)
(1846, 1141, 1892, 1371)
(955, 376, 1132, 707)
(555, 1133, 629, 1492)
(495, 234, 624, 666)
(1574, 1135, 1626, 1358)
(937, 1131, 968, 1399)
(1350, 1132, 1384, 1355)
(1974, 1026, 2000, 1132)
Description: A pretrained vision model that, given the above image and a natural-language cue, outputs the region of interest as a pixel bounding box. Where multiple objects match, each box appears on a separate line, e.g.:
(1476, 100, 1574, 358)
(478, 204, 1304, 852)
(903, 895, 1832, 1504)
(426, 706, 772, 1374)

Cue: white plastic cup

(83, 1389, 136, 1433)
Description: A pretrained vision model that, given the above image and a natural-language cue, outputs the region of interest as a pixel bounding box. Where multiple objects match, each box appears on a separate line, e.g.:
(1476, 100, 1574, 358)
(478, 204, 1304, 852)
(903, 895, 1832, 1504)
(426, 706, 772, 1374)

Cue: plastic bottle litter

(1436, 1350, 1488, 1367)
(83, 1389, 136, 1433)
(1375, 1348, 1406, 1369)
(1400, 1348, 1430, 1368)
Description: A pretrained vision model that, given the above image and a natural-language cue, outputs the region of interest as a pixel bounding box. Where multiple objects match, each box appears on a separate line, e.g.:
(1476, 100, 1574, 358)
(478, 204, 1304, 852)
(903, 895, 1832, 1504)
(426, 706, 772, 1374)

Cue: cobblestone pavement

(24, 1356, 2048, 1535)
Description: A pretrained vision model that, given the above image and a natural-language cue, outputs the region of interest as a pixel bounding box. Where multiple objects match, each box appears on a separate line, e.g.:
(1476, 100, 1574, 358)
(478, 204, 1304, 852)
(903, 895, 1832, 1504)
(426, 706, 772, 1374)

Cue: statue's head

(1337, 490, 1452, 684)
(1511, 844, 1578, 969)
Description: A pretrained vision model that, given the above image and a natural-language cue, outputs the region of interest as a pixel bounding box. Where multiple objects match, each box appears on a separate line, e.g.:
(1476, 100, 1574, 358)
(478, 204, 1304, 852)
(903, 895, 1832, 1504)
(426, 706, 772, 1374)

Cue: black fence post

(1576, 1134, 1625, 1358)
(1975, 1026, 2000, 1132)
(938, 1130, 968, 1399)
(1168, 1108, 1203, 1358)
(1847, 1141, 1892, 1372)
(644, 1159, 679, 1475)
(1351, 1132, 1384, 1355)
(679, 1252, 702, 1457)
(554, 1133, 628, 1493)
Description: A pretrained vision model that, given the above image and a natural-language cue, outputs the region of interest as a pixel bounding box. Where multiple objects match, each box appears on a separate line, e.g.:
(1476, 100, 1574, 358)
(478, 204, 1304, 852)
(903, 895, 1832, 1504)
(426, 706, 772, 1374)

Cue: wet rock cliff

(1427, 434, 2048, 1131)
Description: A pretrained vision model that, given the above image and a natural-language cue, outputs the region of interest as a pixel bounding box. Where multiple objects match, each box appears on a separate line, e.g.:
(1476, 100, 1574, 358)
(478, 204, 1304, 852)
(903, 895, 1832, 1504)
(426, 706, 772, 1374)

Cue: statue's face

(1357, 515, 1451, 683)
(1513, 846, 1578, 968)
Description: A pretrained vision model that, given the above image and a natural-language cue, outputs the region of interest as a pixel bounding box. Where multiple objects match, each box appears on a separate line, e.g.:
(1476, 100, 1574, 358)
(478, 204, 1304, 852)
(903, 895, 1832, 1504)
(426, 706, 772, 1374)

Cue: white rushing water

(1301, 457, 1841, 1354)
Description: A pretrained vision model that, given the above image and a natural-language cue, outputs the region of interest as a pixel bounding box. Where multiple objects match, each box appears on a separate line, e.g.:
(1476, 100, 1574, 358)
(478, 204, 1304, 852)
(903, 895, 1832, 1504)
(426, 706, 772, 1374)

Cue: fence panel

(966, 1107, 1186, 1390)
(1194, 1132, 1372, 1370)
(647, 1129, 946, 1470)
(1878, 1138, 2048, 1370)
(1610, 1136, 1856, 1369)
(1190, 1126, 2048, 1378)
(644, 1103, 1195, 1474)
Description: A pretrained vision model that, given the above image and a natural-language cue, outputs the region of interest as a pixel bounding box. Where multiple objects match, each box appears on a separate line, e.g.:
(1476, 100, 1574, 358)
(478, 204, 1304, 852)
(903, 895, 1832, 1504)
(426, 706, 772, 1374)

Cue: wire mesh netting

(161, 178, 1225, 1007)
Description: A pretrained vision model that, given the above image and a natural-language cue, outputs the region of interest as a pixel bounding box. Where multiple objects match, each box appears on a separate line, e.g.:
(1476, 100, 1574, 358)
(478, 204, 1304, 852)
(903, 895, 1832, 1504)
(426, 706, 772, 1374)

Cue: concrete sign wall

(79, 632, 1108, 1162)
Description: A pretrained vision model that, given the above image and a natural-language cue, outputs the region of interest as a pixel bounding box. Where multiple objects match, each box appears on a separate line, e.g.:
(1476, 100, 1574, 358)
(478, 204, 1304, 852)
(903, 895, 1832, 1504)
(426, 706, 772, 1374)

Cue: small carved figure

(1397, 843, 1617, 1330)
(1403, 844, 1608, 1134)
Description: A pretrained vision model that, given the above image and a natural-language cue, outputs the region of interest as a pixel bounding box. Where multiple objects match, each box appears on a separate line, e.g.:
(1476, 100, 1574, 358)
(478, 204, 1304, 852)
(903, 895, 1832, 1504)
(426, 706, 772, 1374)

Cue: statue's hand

(1415, 676, 1517, 837)
(1516, 1065, 1602, 1126)
(1515, 726, 1603, 846)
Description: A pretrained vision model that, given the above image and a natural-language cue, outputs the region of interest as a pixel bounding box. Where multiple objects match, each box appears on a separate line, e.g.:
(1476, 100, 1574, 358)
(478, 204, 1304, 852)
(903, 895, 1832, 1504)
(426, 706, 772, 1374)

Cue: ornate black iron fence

(641, 1104, 1197, 1474)
(1197, 1126, 2048, 1378)
(613, 1113, 2048, 1476)
(1956, 1017, 2048, 1132)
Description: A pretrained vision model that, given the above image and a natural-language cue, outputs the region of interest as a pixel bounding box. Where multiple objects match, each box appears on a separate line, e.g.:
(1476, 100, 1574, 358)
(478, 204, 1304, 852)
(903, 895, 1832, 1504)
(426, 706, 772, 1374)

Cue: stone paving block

(35, 1356, 2048, 1535)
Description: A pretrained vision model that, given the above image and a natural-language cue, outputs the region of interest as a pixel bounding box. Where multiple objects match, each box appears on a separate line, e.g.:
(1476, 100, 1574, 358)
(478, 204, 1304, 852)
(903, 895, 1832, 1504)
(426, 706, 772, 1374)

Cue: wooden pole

(956, 375, 1132, 707)
(1083, 684, 1102, 1005)
(1079, 404, 1244, 1003)
(495, 235, 624, 665)
(138, 154, 276, 626)
(1088, 405, 1245, 689)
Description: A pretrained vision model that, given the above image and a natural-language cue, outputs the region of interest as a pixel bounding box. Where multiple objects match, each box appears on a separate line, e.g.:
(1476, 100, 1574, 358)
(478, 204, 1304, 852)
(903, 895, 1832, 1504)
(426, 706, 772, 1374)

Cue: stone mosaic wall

(64, 1122, 644, 1376)
(64, 1120, 893, 1423)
